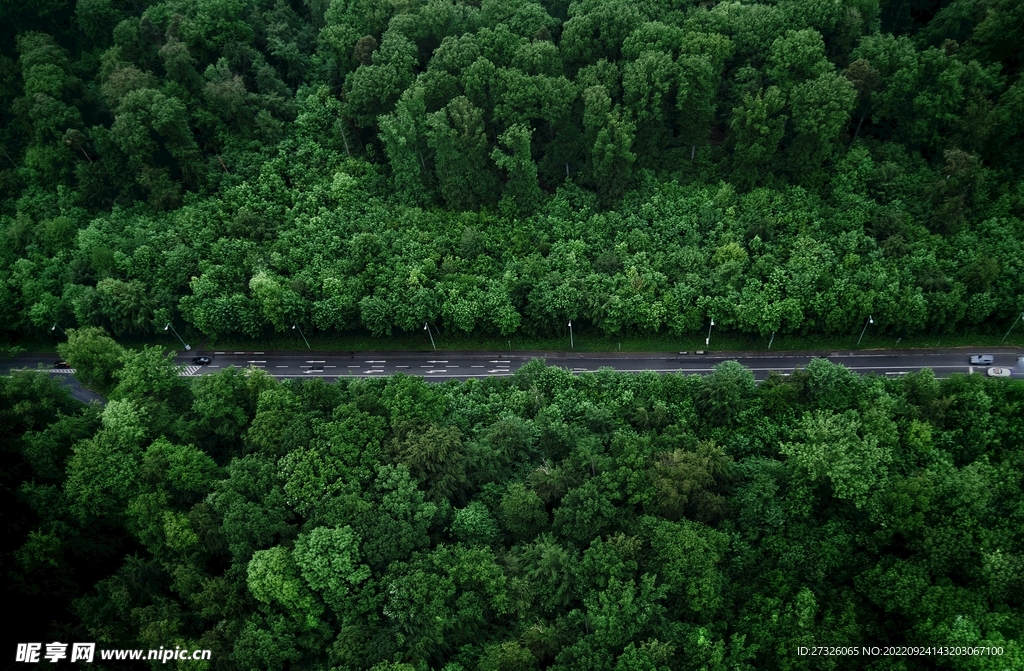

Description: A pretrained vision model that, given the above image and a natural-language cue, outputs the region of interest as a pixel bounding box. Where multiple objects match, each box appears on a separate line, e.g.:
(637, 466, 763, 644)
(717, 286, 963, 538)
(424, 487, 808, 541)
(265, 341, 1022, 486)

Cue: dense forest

(3, 342, 1023, 669)
(1, 0, 1023, 344)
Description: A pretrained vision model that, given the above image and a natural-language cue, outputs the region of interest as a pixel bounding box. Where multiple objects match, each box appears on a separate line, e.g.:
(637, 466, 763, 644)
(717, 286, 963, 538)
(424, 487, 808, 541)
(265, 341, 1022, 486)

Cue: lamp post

(706, 318, 714, 347)
(568, 320, 574, 349)
(768, 331, 775, 350)
(164, 323, 190, 351)
(424, 322, 436, 350)
(857, 315, 873, 347)
(1002, 312, 1024, 343)
(292, 324, 310, 350)
(50, 324, 65, 336)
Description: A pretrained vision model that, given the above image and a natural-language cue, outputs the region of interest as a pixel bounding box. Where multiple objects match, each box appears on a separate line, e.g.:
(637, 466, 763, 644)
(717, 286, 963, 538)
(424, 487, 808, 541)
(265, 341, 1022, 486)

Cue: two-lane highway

(173, 348, 1023, 381)
(6, 348, 1022, 386)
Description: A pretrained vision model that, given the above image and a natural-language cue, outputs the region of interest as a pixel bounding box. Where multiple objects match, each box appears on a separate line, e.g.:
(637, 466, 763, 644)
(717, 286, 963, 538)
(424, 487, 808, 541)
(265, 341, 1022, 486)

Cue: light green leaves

(293, 526, 370, 612)
(781, 407, 893, 506)
(57, 326, 126, 394)
(247, 546, 324, 629)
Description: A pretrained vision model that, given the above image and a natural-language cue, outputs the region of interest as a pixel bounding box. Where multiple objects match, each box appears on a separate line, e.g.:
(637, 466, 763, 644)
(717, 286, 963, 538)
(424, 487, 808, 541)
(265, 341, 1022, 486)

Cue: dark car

(53, 360, 70, 368)
(192, 356, 212, 365)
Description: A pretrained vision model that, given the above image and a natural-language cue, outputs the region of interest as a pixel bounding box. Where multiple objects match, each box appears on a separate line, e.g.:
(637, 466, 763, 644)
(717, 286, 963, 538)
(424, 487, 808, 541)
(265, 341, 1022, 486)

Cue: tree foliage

(1, 0, 1022, 346)
(3, 357, 1023, 667)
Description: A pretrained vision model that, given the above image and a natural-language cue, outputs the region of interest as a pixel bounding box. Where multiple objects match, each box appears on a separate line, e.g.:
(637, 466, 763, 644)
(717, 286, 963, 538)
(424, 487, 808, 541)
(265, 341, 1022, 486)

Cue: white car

(970, 355, 994, 365)
(987, 367, 1011, 377)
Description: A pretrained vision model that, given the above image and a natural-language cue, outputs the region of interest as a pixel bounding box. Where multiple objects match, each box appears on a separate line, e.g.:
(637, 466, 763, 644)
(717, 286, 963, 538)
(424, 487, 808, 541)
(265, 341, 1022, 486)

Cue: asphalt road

(7, 348, 1022, 385)
(2, 367, 108, 404)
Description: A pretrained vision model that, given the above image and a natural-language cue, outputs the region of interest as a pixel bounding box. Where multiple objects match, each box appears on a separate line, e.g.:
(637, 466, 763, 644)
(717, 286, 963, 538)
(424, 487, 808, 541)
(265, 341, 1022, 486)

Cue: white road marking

(276, 366, 289, 368)
(215, 351, 225, 354)
(396, 365, 409, 368)
(306, 360, 325, 363)
(365, 360, 386, 363)
(471, 365, 484, 368)
(247, 360, 266, 363)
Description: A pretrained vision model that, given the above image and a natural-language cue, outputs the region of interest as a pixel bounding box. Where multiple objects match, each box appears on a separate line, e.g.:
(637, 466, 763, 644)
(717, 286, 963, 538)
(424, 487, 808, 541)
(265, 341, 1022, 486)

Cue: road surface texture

(1, 366, 108, 404)
(6, 348, 1022, 388)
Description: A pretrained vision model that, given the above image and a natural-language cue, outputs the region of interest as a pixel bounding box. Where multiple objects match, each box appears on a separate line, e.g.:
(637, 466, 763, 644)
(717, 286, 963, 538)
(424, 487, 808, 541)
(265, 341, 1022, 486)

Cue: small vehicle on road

(53, 361, 70, 368)
(970, 355, 994, 365)
(987, 367, 1011, 377)
(192, 356, 212, 365)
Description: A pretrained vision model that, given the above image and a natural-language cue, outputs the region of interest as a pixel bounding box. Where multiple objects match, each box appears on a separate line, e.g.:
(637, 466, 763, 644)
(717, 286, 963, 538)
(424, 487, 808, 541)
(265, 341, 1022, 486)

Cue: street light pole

(568, 321, 574, 349)
(768, 331, 775, 350)
(1002, 312, 1024, 343)
(857, 315, 873, 347)
(292, 324, 310, 350)
(424, 322, 436, 350)
(164, 323, 191, 351)
(706, 318, 714, 347)
(50, 324, 65, 336)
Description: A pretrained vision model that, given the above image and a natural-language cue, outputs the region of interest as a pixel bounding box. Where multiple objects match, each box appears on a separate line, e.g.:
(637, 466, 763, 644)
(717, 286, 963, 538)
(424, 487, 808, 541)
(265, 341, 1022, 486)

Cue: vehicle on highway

(987, 367, 1011, 377)
(53, 361, 70, 368)
(192, 356, 212, 365)
(970, 355, 994, 365)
